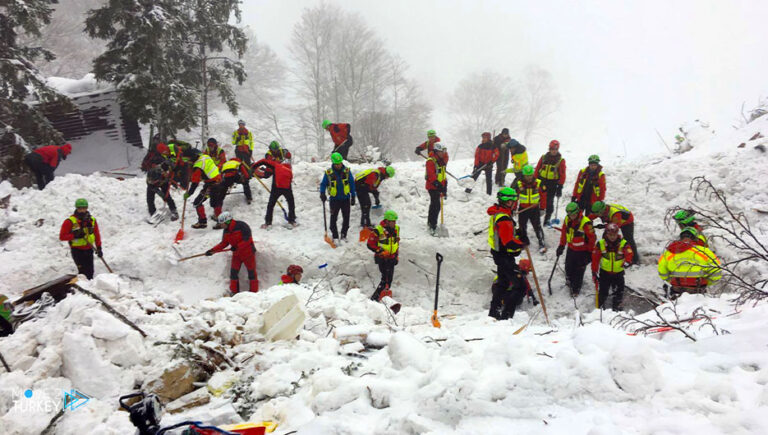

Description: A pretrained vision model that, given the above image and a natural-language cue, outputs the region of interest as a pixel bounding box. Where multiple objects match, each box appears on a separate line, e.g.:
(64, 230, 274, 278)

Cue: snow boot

(260, 223, 271, 229)
(212, 222, 226, 229)
(170, 211, 179, 221)
(191, 220, 207, 229)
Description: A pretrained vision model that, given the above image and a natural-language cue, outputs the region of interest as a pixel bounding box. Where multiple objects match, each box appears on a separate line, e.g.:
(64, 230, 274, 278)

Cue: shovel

(550, 196, 561, 226)
(437, 195, 449, 237)
(431, 252, 443, 328)
(174, 196, 187, 243)
(524, 246, 549, 326)
(322, 200, 337, 249)
(359, 226, 375, 242)
(256, 177, 290, 222)
(168, 249, 230, 265)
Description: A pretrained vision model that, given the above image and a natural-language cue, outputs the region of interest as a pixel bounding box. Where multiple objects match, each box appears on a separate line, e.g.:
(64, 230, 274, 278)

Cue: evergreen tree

(85, 0, 246, 140)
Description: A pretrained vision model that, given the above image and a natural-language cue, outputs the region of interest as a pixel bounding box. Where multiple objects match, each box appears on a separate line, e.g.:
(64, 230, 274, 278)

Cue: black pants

(471, 164, 493, 195)
(489, 251, 525, 320)
(495, 149, 508, 186)
(147, 183, 177, 215)
(222, 176, 252, 202)
(597, 271, 625, 310)
(0, 316, 12, 337)
(427, 190, 442, 230)
(356, 185, 379, 227)
(564, 249, 591, 296)
(333, 137, 353, 160)
(71, 248, 95, 280)
(621, 223, 639, 264)
(329, 199, 350, 239)
(265, 188, 296, 225)
(371, 256, 397, 299)
(24, 153, 55, 190)
(518, 206, 545, 247)
(541, 180, 559, 223)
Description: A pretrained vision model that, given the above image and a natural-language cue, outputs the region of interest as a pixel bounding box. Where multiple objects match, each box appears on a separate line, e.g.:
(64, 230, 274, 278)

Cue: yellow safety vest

(488, 213, 521, 254)
(325, 167, 350, 196)
(375, 224, 400, 256)
(576, 169, 604, 197)
(538, 155, 562, 180)
(193, 155, 220, 180)
(68, 216, 96, 248)
(516, 179, 541, 205)
(511, 150, 529, 173)
(565, 215, 591, 248)
(232, 129, 254, 151)
(597, 238, 627, 273)
(266, 148, 287, 161)
(425, 157, 446, 182)
(221, 159, 241, 172)
(657, 243, 722, 283)
(355, 169, 382, 188)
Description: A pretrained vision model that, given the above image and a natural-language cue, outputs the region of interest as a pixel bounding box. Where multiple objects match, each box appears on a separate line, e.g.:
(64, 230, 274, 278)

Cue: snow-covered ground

(0, 117, 767, 434)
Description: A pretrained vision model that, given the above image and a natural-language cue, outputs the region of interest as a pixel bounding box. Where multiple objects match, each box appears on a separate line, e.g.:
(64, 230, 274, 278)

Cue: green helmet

(588, 154, 600, 164)
(674, 209, 695, 225)
(384, 210, 398, 221)
(269, 140, 280, 150)
(521, 164, 534, 176)
(427, 129, 436, 137)
(680, 226, 699, 239)
(385, 166, 395, 177)
(497, 187, 517, 202)
(565, 202, 579, 214)
(75, 198, 88, 208)
(591, 201, 606, 214)
(322, 119, 331, 129)
(331, 152, 343, 164)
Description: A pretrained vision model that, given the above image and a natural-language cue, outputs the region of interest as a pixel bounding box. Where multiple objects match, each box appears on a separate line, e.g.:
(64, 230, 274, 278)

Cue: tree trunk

(200, 44, 209, 144)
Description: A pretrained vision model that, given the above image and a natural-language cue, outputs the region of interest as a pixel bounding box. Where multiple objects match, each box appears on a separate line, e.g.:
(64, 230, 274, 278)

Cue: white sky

(242, 0, 768, 157)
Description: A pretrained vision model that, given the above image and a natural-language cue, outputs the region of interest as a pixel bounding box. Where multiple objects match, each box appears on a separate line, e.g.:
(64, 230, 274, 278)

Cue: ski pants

(222, 175, 252, 202)
(265, 188, 296, 225)
(621, 223, 640, 264)
(471, 164, 494, 196)
(332, 137, 354, 160)
(489, 251, 525, 320)
(371, 256, 397, 300)
(541, 180, 560, 223)
(71, 248, 94, 280)
(495, 148, 509, 186)
(427, 190, 442, 230)
(564, 249, 592, 296)
(147, 182, 177, 216)
(230, 251, 258, 293)
(356, 185, 379, 227)
(597, 271, 625, 310)
(194, 183, 225, 222)
(24, 153, 55, 190)
(329, 198, 350, 239)
(518, 205, 545, 247)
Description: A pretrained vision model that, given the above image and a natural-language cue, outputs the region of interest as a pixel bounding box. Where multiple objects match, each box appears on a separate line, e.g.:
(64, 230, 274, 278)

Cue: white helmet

(433, 142, 446, 152)
(217, 211, 232, 224)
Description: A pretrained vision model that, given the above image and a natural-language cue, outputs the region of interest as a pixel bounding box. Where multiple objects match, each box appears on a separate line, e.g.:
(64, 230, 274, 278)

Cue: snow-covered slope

(0, 124, 767, 434)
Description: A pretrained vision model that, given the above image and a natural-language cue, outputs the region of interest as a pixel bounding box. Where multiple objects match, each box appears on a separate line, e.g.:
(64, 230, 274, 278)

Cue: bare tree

(519, 65, 561, 145)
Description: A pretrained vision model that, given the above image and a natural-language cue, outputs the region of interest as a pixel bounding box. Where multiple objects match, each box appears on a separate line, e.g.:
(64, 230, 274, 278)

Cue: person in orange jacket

(466, 132, 499, 196)
(414, 129, 443, 155)
(252, 157, 297, 228)
(591, 223, 634, 310)
(425, 142, 448, 236)
(280, 264, 303, 285)
(205, 212, 258, 294)
(24, 143, 72, 190)
(203, 138, 227, 168)
(367, 210, 400, 301)
(556, 202, 597, 297)
(534, 139, 566, 224)
(322, 119, 353, 160)
(59, 198, 102, 279)
(571, 154, 606, 212)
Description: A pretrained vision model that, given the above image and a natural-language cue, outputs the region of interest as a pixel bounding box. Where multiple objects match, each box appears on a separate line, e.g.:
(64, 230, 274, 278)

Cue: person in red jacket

(59, 198, 102, 279)
(571, 154, 606, 213)
(265, 140, 292, 163)
(591, 223, 634, 310)
(414, 129, 443, 155)
(280, 264, 303, 285)
(354, 166, 395, 228)
(534, 139, 566, 225)
(220, 158, 253, 204)
(205, 212, 258, 294)
(24, 143, 72, 190)
(556, 202, 597, 297)
(514, 164, 548, 252)
(252, 157, 297, 228)
(367, 210, 400, 301)
(322, 119, 353, 160)
(203, 138, 227, 168)
(425, 142, 449, 236)
(516, 259, 539, 306)
(466, 132, 500, 196)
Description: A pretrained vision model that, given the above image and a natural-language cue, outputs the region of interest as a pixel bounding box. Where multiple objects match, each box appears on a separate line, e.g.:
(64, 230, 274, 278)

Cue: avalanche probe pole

(525, 246, 549, 326)
(431, 253, 443, 328)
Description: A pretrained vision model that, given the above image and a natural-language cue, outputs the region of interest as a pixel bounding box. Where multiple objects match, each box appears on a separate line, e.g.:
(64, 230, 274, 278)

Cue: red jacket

(514, 178, 547, 211)
(211, 220, 255, 260)
(425, 151, 448, 191)
(222, 158, 251, 181)
(416, 136, 442, 154)
(474, 141, 499, 166)
(204, 146, 227, 168)
(572, 165, 606, 204)
(591, 237, 634, 273)
(328, 123, 351, 146)
(59, 213, 101, 251)
(367, 220, 399, 259)
(357, 168, 386, 191)
(280, 274, 297, 284)
(486, 204, 525, 254)
(558, 212, 597, 252)
(587, 206, 634, 227)
(35, 144, 71, 168)
(534, 152, 566, 185)
(253, 158, 293, 189)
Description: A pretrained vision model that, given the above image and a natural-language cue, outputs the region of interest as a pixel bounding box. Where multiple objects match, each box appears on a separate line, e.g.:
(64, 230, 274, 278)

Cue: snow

(0, 117, 768, 434)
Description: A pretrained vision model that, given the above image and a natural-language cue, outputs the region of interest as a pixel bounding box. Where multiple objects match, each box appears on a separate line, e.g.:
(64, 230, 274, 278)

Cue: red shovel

(175, 196, 187, 243)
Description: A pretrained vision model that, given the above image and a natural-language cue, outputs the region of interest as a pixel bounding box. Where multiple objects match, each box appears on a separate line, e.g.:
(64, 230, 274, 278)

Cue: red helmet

(287, 264, 303, 275)
(156, 143, 170, 155)
(549, 140, 560, 150)
(518, 259, 532, 272)
(61, 143, 72, 155)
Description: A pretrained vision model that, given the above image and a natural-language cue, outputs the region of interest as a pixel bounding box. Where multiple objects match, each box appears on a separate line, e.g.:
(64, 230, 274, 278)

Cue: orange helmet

(518, 259, 532, 272)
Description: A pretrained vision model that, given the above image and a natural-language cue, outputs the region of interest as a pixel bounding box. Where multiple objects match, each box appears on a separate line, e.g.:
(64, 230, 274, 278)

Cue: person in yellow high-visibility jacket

(657, 227, 722, 299)
(504, 138, 528, 185)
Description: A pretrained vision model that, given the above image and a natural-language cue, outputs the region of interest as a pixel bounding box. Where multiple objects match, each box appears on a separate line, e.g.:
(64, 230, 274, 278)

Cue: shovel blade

(550, 218, 561, 225)
(324, 234, 337, 249)
(438, 225, 450, 238)
(359, 227, 375, 242)
(431, 311, 441, 328)
(371, 206, 383, 217)
(174, 228, 185, 243)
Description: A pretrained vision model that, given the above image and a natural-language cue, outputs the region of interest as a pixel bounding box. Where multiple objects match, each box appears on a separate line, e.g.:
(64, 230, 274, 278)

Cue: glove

(556, 185, 563, 197)
(594, 223, 606, 229)
(72, 228, 85, 239)
(519, 233, 530, 246)
(432, 181, 442, 190)
(96, 247, 103, 258)
(556, 245, 565, 256)
(205, 250, 214, 256)
(414, 147, 422, 155)
(350, 196, 356, 206)
(184, 192, 190, 200)
(320, 192, 327, 202)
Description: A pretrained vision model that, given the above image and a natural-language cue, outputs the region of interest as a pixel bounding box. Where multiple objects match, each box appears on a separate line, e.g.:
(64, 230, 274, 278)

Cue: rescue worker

(167, 140, 195, 189)
(280, 265, 303, 285)
(590, 201, 639, 264)
(534, 139, 566, 224)
(556, 202, 597, 297)
(504, 138, 528, 184)
(514, 164, 548, 252)
(673, 209, 708, 246)
(141, 140, 168, 172)
(367, 210, 400, 301)
(252, 157, 297, 228)
(591, 223, 634, 310)
(571, 155, 606, 213)
(493, 128, 511, 186)
(1, 294, 14, 337)
(355, 166, 395, 228)
(414, 129, 443, 155)
(320, 152, 356, 243)
(146, 163, 179, 221)
(203, 137, 227, 168)
(265, 140, 292, 163)
(24, 143, 72, 190)
(487, 187, 528, 320)
(231, 119, 254, 163)
(425, 142, 448, 236)
(59, 198, 102, 280)
(516, 259, 538, 306)
(205, 212, 258, 294)
(658, 227, 722, 300)
(322, 119, 353, 160)
(220, 157, 253, 204)
(466, 132, 499, 195)
(185, 153, 225, 229)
